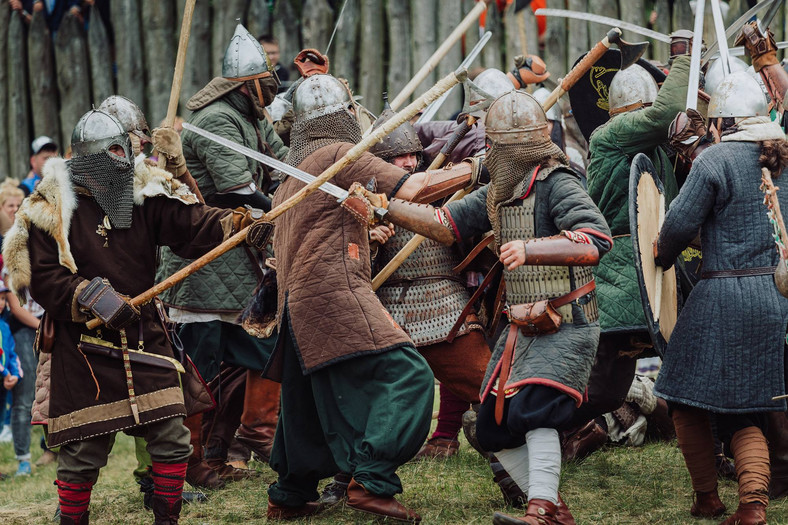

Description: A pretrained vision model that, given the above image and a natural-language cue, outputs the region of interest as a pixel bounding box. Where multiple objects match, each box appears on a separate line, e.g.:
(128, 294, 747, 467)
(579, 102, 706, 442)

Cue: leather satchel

(507, 300, 562, 336)
(34, 313, 55, 354)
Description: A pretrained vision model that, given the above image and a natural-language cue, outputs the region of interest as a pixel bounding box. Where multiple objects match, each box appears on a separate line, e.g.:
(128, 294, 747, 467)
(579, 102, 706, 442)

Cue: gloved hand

(294, 48, 330, 77)
(341, 182, 389, 226)
(77, 277, 140, 331)
(152, 127, 187, 176)
(231, 206, 265, 233)
(507, 55, 550, 89)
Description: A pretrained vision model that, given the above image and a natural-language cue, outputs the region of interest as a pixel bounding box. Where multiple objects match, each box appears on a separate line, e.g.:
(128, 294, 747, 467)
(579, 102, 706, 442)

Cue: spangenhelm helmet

(222, 24, 277, 108)
(704, 56, 748, 97)
(463, 68, 516, 119)
(608, 64, 658, 116)
(707, 71, 769, 119)
(292, 73, 355, 122)
(485, 90, 549, 145)
(532, 87, 562, 122)
(369, 106, 423, 161)
(71, 109, 133, 161)
(98, 95, 150, 139)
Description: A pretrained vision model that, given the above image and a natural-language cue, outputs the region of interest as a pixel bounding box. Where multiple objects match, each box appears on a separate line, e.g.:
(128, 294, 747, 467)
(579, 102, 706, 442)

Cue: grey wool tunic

(655, 141, 788, 413)
(444, 168, 612, 403)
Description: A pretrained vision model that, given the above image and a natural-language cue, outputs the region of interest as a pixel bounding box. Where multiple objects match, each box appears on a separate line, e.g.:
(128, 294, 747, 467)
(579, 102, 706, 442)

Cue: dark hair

(759, 139, 788, 178)
(258, 35, 278, 46)
(36, 144, 58, 155)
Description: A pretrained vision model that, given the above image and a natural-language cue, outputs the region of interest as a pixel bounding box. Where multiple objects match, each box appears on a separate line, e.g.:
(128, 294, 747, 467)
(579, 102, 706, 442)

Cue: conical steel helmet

(222, 24, 272, 81)
(292, 74, 355, 122)
(484, 90, 549, 145)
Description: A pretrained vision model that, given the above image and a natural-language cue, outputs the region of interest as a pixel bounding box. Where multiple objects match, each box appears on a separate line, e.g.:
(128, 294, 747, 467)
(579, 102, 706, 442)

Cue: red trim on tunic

(521, 166, 541, 199)
(576, 227, 613, 247)
(442, 207, 463, 243)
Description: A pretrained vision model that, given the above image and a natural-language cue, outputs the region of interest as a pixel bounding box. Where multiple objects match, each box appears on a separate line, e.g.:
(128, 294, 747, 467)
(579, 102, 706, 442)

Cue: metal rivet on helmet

(222, 24, 272, 80)
(707, 71, 768, 119)
(98, 95, 150, 138)
(292, 74, 355, 122)
(484, 91, 549, 145)
(71, 110, 133, 160)
(369, 108, 423, 160)
(608, 63, 658, 116)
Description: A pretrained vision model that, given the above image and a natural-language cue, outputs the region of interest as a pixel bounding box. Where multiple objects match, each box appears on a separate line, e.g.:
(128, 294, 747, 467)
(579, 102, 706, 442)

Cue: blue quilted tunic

(655, 141, 788, 413)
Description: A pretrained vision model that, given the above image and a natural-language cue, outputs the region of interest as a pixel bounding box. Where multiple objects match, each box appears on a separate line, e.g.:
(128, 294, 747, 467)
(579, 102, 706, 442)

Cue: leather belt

(453, 232, 495, 274)
(701, 266, 776, 278)
(447, 261, 503, 342)
(548, 280, 596, 308)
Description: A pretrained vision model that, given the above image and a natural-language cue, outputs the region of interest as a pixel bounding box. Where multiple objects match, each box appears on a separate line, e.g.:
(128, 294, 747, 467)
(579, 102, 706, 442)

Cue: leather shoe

(561, 419, 608, 462)
(266, 500, 321, 520)
(490, 456, 526, 508)
(493, 498, 558, 524)
(555, 493, 576, 525)
(347, 479, 421, 523)
(719, 502, 767, 525)
(318, 473, 350, 507)
(414, 437, 459, 460)
(204, 458, 260, 482)
(185, 458, 225, 490)
(691, 488, 726, 518)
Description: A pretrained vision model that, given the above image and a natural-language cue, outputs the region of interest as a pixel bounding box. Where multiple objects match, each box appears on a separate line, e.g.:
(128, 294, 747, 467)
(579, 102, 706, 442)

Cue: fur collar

(2, 156, 198, 299)
(722, 116, 786, 143)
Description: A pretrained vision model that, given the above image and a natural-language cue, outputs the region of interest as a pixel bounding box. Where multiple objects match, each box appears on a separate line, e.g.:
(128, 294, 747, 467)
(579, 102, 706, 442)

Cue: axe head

(609, 29, 650, 70)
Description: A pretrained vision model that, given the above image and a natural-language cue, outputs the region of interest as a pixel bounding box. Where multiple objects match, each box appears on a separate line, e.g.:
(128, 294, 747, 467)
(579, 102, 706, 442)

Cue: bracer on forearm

(386, 199, 456, 245)
(524, 235, 599, 266)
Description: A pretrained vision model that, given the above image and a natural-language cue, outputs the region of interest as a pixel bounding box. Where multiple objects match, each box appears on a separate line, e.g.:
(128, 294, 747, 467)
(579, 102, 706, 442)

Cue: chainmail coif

(286, 110, 362, 168)
(485, 136, 569, 247)
(68, 153, 135, 229)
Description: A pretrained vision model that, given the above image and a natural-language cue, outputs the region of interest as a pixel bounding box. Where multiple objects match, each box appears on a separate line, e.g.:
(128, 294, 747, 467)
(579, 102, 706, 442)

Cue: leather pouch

(507, 301, 562, 336)
(35, 313, 55, 354)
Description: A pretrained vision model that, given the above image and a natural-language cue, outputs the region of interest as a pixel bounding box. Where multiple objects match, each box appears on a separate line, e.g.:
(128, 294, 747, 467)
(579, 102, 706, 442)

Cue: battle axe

(540, 28, 648, 111)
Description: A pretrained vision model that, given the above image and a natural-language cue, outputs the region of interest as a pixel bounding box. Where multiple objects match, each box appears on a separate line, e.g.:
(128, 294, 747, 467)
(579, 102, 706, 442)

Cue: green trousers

(267, 329, 434, 507)
(57, 416, 191, 484)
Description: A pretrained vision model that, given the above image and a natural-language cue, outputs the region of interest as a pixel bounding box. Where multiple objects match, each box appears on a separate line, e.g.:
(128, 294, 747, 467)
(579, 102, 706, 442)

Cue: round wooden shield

(629, 153, 678, 357)
(568, 49, 667, 143)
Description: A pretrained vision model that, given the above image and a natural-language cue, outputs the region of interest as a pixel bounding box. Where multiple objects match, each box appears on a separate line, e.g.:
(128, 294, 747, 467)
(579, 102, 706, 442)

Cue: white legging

(494, 427, 561, 504)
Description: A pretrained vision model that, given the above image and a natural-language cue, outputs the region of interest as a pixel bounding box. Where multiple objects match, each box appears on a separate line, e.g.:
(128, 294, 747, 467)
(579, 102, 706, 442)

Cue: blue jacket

(0, 311, 19, 378)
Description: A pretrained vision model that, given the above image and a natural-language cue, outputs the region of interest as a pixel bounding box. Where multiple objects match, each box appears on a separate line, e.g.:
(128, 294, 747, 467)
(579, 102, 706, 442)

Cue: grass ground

(2, 421, 788, 524)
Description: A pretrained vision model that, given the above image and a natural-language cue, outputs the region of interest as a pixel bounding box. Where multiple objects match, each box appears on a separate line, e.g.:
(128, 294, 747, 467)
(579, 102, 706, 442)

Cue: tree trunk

(177, 0, 211, 111)
(246, 0, 273, 39)
(567, 0, 590, 68)
(359, 0, 384, 115)
(544, 0, 567, 78)
(331, 0, 360, 91)
(7, 11, 30, 178)
(141, 0, 176, 127)
(27, 8, 59, 143)
(54, 12, 90, 151)
(410, 0, 438, 103)
(111, 0, 145, 115)
(587, 0, 617, 46)
(301, 0, 333, 53)
(0, 3, 10, 179)
(386, 0, 411, 105)
(481, 3, 504, 72)
(87, 4, 114, 105)
(273, 0, 301, 82)
(210, 0, 248, 78)
(436, 0, 463, 120)
(652, 0, 670, 65)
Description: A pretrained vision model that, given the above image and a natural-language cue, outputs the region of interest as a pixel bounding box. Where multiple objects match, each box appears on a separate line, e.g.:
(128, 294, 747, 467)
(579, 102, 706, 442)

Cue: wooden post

(54, 12, 90, 151)
(481, 3, 503, 71)
(410, 0, 439, 101)
(176, 0, 211, 111)
(142, 0, 177, 127)
(652, 0, 671, 65)
(386, 0, 412, 102)
(246, 0, 273, 39)
(588, 0, 618, 48)
(0, 2, 10, 179)
(210, 0, 247, 78)
(360, 0, 385, 114)
(111, 0, 145, 114)
(331, 0, 360, 91)
(301, 0, 334, 52)
(521, 6, 540, 67)
(672, 0, 693, 35)
(567, 0, 590, 67)
(6, 11, 29, 178)
(87, 7, 115, 104)
(544, 0, 568, 78)
(619, 0, 646, 50)
(86, 69, 466, 329)
(27, 8, 59, 143)
(437, 0, 463, 120)
(273, 0, 302, 82)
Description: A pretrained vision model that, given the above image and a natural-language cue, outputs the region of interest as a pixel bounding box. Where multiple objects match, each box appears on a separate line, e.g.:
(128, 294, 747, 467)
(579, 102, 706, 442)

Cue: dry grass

(3, 422, 788, 524)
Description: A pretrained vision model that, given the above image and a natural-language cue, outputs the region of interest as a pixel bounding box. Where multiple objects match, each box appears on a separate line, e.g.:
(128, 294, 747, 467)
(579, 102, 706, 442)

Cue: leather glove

(507, 55, 550, 89)
(294, 48, 330, 77)
(152, 127, 187, 176)
(77, 277, 140, 331)
(341, 182, 389, 226)
(231, 206, 265, 233)
(735, 22, 778, 72)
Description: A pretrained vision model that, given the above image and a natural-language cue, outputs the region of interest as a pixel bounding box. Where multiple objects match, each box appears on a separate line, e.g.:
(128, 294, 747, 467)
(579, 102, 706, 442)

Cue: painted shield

(629, 153, 678, 357)
(568, 49, 667, 143)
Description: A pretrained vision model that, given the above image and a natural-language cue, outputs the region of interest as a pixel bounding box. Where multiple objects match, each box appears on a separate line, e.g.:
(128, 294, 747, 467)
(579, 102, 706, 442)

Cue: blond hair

(0, 179, 24, 206)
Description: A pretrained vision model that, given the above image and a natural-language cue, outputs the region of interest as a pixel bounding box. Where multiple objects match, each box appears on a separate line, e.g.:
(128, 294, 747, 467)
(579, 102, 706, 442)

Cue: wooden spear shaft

(156, 0, 196, 169)
(86, 68, 467, 330)
(390, 1, 490, 110)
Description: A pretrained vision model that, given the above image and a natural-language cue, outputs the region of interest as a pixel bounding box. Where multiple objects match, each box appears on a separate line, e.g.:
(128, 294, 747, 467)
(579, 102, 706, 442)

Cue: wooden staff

(157, 0, 196, 169)
(87, 68, 467, 330)
(389, 0, 490, 110)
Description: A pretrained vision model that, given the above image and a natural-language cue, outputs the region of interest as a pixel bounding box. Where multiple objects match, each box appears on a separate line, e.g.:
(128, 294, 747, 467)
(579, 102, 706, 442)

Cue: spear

(86, 68, 468, 330)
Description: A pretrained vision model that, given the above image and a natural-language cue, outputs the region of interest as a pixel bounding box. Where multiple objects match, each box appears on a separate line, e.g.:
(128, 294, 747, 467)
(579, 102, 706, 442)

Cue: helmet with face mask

(98, 95, 152, 156)
(69, 110, 136, 229)
(222, 24, 279, 117)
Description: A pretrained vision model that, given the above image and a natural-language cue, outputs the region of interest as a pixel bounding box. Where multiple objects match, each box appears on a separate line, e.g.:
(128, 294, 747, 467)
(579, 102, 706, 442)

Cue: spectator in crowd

(258, 35, 290, 85)
(0, 278, 20, 478)
(0, 181, 24, 248)
(20, 136, 58, 197)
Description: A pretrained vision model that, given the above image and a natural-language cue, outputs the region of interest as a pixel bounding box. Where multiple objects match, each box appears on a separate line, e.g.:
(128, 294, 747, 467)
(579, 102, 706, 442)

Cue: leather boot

(182, 414, 224, 490)
(691, 488, 726, 518)
(767, 412, 788, 499)
(561, 419, 608, 462)
(492, 498, 558, 525)
(60, 512, 89, 525)
(151, 494, 182, 525)
(234, 371, 280, 463)
(346, 478, 421, 523)
(204, 454, 260, 482)
(554, 493, 577, 525)
(718, 502, 767, 525)
(318, 472, 351, 507)
(414, 437, 459, 459)
(489, 456, 527, 508)
(266, 500, 322, 520)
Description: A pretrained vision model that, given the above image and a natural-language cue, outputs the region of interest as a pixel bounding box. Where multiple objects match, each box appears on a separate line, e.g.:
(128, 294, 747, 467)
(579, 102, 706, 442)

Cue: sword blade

(417, 31, 492, 124)
(702, 0, 778, 64)
(534, 8, 671, 43)
(709, 40, 788, 59)
(181, 122, 349, 201)
(687, 0, 705, 110)
(709, 0, 732, 76)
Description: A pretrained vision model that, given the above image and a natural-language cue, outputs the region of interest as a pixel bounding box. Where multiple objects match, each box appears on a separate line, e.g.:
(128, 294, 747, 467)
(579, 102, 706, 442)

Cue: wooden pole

(87, 68, 467, 329)
(390, 1, 489, 109)
(157, 0, 196, 169)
